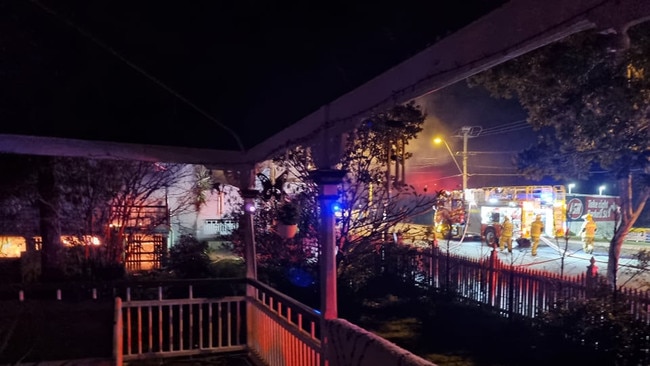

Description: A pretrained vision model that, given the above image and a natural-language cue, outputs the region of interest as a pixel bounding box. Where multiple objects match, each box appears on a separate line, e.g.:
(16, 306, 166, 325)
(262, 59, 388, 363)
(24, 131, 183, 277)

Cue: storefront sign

(566, 195, 618, 222)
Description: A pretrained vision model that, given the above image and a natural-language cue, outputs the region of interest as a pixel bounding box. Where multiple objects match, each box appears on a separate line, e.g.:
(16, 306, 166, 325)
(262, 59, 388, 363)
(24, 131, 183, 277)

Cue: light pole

(568, 183, 575, 195)
(599, 185, 606, 196)
(433, 137, 463, 187)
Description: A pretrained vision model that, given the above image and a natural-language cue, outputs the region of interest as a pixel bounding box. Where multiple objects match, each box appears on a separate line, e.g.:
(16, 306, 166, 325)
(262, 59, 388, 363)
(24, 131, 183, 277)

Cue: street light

(568, 183, 575, 195)
(599, 185, 606, 196)
(433, 137, 464, 189)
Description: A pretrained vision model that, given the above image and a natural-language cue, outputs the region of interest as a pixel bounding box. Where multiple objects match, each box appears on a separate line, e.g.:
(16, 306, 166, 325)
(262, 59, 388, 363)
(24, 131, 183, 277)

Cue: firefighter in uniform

(581, 213, 598, 254)
(499, 216, 514, 253)
(530, 214, 544, 256)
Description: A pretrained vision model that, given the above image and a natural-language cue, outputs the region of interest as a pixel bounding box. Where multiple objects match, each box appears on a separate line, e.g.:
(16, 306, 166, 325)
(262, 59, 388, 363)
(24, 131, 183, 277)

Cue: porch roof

(0, 0, 647, 169)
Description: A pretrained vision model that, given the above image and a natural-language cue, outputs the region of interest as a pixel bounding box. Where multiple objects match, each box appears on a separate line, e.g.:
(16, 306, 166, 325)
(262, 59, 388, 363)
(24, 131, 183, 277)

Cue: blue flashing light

(540, 192, 553, 204)
(332, 202, 343, 218)
(288, 267, 314, 287)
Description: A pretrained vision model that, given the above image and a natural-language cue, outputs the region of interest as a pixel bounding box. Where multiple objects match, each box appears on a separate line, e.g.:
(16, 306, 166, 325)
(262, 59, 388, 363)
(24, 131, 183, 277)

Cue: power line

(466, 151, 518, 155)
(28, 0, 246, 152)
(479, 125, 531, 137)
(478, 119, 531, 137)
(470, 173, 524, 176)
(421, 175, 463, 183)
(470, 164, 518, 170)
(480, 119, 528, 133)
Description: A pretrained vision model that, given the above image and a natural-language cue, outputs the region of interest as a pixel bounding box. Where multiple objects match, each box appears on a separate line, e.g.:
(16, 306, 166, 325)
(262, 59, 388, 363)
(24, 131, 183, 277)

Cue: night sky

(408, 81, 536, 191)
(0, 0, 507, 151)
(407, 81, 614, 194)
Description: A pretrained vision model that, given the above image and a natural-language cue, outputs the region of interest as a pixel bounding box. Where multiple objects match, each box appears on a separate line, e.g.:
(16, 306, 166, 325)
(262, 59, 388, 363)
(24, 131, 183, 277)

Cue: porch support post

(309, 125, 347, 365)
(241, 188, 259, 280)
(310, 169, 345, 366)
(238, 168, 260, 353)
(311, 169, 346, 320)
(238, 168, 259, 281)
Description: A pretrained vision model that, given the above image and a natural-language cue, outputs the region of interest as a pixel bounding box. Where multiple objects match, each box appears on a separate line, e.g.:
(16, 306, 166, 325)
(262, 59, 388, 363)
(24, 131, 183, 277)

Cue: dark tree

(36, 156, 64, 281)
(336, 101, 435, 253)
(468, 23, 650, 286)
(228, 102, 437, 278)
(0, 154, 199, 280)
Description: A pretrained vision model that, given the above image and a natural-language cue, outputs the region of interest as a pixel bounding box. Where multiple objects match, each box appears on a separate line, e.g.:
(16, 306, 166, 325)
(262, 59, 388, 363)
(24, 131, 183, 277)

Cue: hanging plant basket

(277, 223, 299, 239)
(276, 201, 300, 239)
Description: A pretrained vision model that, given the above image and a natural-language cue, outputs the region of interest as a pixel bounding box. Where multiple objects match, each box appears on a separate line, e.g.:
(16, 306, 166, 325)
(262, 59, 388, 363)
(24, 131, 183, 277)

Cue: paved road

(427, 237, 650, 290)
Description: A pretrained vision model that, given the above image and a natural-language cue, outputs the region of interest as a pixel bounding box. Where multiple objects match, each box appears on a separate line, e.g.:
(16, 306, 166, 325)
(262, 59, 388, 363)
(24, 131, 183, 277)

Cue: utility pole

(454, 126, 480, 191)
(462, 127, 469, 191)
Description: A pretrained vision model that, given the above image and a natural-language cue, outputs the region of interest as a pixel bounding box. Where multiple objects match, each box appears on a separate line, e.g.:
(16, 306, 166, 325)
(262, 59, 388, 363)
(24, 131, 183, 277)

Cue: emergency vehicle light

(541, 193, 553, 204)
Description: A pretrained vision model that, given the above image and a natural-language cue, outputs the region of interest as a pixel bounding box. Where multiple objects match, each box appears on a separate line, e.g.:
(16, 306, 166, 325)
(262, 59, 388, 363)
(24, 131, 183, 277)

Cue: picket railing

(111, 278, 435, 366)
(112, 279, 321, 365)
(380, 244, 650, 321)
(113, 281, 248, 364)
(246, 279, 322, 366)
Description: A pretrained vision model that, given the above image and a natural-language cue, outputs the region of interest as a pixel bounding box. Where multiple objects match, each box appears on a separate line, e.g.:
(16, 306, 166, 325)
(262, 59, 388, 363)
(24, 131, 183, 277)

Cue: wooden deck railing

(246, 279, 322, 366)
(112, 278, 436, 366)
(114, 284, 247, 362)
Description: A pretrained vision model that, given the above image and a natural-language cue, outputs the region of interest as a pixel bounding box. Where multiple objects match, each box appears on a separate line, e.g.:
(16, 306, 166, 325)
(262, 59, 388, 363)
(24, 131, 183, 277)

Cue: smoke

(405, 80, 532, 191)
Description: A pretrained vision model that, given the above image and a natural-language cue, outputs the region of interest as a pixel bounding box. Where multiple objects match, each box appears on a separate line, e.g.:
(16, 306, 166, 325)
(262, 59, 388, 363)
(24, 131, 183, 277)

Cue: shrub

(210, 258, 245, 278)
(167, 235, 213, 279)
(535, 284, 650, 365)
(277, 201, 300, 225)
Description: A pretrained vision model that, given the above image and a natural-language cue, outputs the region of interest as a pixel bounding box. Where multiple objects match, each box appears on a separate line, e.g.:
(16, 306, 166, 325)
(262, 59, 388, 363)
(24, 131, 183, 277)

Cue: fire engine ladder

(522, 185, 554, 199)
(553, 185, 566, 201)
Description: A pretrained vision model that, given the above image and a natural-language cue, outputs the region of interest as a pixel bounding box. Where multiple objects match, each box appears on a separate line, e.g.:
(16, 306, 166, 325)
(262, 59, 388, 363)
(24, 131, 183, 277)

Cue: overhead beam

(0, 134, 248, 169)
(1, 0, 648, 167)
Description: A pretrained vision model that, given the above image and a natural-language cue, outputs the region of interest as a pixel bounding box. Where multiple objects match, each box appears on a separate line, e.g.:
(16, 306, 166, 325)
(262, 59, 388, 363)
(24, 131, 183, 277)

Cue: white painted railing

(114, 286, 246, 362)
(246, 280, 322, 366)
(112, 279, 436, 366)
(113, 280, 322, 365)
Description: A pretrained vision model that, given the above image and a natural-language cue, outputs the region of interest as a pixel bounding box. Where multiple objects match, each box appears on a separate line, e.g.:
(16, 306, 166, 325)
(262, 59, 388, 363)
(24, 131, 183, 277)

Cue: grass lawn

(354, 293, 598, 366)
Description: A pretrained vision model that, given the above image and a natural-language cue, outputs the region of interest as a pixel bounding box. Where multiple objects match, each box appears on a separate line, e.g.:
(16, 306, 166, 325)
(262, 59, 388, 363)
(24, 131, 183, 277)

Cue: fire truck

(434, 185, 567, 246)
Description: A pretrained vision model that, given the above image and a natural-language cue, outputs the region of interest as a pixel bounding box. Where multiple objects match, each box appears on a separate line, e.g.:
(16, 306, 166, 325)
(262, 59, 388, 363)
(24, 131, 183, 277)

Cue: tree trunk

(401, 137, 406, 184)
(37, 157, 64, 281)
(607, 229, 627, 289)
(606, 175, 649, 288)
